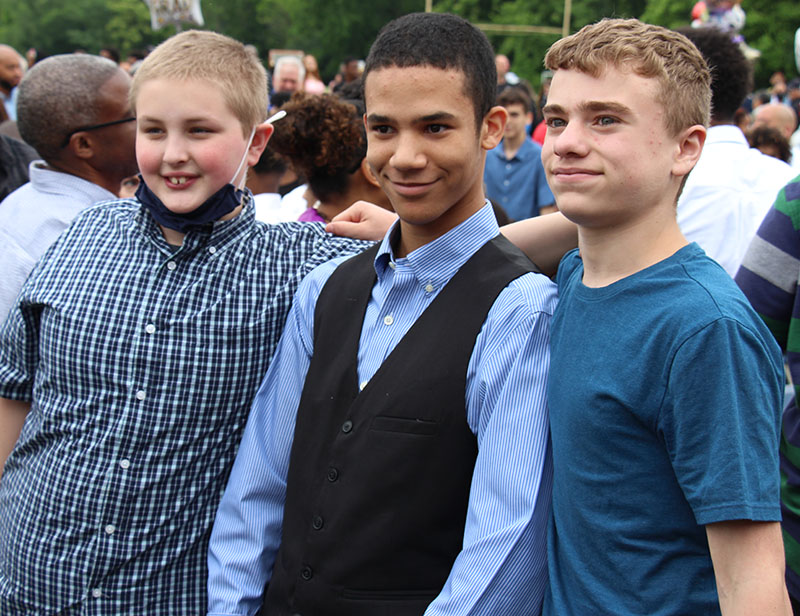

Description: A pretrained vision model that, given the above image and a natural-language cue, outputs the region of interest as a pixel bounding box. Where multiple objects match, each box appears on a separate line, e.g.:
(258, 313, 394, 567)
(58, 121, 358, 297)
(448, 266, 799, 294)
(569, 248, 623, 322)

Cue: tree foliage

(0, 0, 796, 89)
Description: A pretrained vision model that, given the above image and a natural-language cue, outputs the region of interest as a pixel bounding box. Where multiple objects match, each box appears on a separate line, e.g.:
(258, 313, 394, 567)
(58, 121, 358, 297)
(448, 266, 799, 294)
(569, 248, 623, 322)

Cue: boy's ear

(671, 124, 706, 178)
(246, 122, 274, 167)
(480, 105, 507, 151)
(360, 157, 381, 188)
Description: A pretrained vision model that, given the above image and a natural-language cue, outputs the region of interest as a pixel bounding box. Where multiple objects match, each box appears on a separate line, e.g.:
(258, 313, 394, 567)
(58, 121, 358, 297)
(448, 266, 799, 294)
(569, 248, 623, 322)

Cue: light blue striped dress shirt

(208, 203, 557, 616)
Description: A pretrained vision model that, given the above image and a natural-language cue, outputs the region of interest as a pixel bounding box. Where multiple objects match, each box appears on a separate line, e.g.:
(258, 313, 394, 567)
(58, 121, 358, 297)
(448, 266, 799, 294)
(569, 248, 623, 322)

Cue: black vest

(263, 235, 537, 616)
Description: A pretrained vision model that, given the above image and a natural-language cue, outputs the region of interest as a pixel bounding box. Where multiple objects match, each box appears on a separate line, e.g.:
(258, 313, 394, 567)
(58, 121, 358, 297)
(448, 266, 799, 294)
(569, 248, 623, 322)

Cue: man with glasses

(0, 53, 137, 322)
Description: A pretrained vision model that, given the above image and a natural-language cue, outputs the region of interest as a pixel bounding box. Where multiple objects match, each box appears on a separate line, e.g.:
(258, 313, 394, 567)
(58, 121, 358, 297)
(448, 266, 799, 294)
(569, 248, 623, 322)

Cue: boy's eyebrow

(542, 101, 633, 116)
(365, 111, 458, 124)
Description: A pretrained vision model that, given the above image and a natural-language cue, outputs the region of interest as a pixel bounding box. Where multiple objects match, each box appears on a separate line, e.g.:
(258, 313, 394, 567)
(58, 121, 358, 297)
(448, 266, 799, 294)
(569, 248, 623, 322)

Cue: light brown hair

(545, 18, 711, 136)
(130, 30, 268, 135)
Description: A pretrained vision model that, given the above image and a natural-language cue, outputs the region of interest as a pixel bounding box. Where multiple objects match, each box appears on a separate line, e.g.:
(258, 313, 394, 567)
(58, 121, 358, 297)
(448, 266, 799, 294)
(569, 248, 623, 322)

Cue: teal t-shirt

(544, 243, 783, 615)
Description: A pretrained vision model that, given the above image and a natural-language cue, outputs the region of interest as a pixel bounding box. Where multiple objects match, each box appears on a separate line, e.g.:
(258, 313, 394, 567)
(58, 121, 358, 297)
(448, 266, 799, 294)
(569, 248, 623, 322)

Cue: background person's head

(746, 125, 791, 162)
(363, 12, 497, 131)
(752, 102, 798, 140)
(273, 55, 305, 93)
(0, 44, 22, 96)
(676, 26, 750, 126)
(496, 86, 532, 143)
(131, 30, 269, 136)
(270, 92, 389, 221)
(17, 53, 138, 194)
(546, 19, 711, 137)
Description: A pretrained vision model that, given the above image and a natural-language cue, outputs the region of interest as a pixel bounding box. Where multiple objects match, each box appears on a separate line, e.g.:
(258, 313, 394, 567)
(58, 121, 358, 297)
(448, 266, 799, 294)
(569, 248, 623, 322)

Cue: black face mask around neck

(135, 176, 246, 233)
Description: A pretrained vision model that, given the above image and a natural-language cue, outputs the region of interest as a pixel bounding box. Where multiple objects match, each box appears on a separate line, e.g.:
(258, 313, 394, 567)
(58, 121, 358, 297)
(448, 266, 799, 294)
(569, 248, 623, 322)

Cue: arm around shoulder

(500, 211, 577, 277)
(0, 396, 30, 482)
(706, 520, 792, 616)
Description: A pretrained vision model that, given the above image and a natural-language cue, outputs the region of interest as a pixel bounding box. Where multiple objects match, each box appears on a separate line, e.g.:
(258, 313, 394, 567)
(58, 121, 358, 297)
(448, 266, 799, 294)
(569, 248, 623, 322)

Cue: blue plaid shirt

(0, 196, 368, 615)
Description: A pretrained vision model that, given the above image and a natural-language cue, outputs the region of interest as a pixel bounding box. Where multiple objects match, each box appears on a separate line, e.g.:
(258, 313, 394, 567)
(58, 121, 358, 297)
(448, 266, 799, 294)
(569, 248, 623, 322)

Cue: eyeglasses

(62, 116, 136, 148)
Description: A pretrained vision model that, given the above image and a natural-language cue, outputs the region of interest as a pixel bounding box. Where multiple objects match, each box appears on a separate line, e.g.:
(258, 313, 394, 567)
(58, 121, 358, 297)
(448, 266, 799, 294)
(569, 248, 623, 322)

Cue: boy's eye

(596, 116, 617, 126)
(426, 124, 448, 134)
(545, 117, 566, 129)
(141, 126, 163, 136)
(371, 125, 394, 135)
(190, 127, 212, 135)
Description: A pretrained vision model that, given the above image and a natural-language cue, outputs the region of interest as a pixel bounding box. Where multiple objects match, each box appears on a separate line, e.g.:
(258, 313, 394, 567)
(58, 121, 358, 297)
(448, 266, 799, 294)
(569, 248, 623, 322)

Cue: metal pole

(562, 0, 572, 38)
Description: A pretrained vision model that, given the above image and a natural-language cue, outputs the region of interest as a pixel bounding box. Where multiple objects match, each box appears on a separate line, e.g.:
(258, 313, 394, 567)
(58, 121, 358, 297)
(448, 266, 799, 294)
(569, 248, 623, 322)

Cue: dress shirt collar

(136, 190, 257, 256)
(28, 161, 117, 204)
(704, 124, 748, 147)
(374, 202, 499, 290)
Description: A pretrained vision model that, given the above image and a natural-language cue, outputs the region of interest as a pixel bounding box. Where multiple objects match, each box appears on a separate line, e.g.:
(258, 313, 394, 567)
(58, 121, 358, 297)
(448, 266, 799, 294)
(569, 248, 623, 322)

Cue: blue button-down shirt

(208, 203, 557, 616)
(0, 197, 368, 615)
(483, 138, 554, 222)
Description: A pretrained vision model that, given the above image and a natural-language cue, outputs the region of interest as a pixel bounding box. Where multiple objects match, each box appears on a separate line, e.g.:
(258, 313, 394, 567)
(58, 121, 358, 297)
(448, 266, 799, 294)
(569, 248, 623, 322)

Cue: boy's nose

(163, 135, 189, 164)
(551, 122, 590, 159)
(389, 134, 426, 170)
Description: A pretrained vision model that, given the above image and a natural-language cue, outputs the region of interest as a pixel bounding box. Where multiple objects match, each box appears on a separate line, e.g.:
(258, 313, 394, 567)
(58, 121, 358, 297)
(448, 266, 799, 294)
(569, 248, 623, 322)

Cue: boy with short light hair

(208, 12, 556, 616)
(539, 18, 789, 615)
(0, 30, 368, 614)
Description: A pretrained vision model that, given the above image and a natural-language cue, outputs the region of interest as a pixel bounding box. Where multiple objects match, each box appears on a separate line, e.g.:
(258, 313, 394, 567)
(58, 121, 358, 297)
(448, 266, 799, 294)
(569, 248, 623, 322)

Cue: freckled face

(135, 78, 255, 215)
(542, 67, 685, 229)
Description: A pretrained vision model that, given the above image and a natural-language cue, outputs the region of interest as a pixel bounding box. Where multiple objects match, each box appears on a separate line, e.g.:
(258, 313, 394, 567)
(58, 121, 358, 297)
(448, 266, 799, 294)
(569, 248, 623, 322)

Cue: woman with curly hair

(270, 92, 392, 223)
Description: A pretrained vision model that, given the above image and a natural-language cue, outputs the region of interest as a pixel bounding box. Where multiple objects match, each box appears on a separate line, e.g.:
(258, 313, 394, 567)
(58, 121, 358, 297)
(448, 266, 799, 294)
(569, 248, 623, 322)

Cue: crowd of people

(0, 9, 799, 616)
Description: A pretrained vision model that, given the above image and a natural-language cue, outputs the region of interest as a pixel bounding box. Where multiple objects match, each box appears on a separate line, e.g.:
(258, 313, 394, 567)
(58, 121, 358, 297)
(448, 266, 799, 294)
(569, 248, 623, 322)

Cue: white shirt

(0, 162, 117, 323)
(279, 183, 311, 221)
(677, 125, 796, 276)
(251, 192, 284, 224)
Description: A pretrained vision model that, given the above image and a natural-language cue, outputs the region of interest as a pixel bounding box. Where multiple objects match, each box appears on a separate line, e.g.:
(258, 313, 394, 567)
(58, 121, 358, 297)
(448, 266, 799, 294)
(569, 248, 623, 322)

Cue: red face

(135, 78, 260, 216)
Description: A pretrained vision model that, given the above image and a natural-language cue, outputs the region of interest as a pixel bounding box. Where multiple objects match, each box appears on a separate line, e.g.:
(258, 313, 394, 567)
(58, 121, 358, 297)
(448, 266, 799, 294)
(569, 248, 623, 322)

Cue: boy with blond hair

(0, 30, 367, 614)
(537, 19, 788, 615)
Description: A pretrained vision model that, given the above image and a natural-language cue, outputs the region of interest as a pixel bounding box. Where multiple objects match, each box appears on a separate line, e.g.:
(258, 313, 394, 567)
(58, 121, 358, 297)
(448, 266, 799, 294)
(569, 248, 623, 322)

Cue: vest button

(312, 515, 324, 530)
(300, 566, 313, 580)
(327, 467, 339, 482)
(341, 420, 353, 433)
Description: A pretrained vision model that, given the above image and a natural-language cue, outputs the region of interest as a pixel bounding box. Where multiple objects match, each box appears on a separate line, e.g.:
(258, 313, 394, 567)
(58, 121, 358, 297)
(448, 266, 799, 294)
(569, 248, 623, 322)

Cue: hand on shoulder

(325, 200, 397, 241)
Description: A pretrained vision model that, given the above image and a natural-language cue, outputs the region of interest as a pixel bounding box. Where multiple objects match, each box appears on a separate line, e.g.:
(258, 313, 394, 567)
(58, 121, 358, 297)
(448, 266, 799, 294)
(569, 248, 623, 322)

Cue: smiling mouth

(389, 179, 438, 196)
(167, 177, 189, 185)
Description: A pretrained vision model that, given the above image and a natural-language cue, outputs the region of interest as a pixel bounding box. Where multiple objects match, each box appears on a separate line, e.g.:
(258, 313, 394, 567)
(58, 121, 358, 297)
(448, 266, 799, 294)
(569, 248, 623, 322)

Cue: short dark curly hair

(269, 92, 365, 202)
(746, 125, 791, 162)
(362, 12, 496, 130)
(676, 26, 752, 123)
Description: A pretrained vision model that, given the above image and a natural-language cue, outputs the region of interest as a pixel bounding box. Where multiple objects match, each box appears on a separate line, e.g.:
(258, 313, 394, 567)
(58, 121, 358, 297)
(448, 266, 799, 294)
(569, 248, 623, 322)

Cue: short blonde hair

(545, 18, 711, 136)
(130, 30, 268, 135)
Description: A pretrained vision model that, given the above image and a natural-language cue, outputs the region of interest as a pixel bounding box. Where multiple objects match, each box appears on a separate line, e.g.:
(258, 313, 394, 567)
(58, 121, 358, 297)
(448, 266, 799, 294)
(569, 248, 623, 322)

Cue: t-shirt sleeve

(660, 316, 783, 525)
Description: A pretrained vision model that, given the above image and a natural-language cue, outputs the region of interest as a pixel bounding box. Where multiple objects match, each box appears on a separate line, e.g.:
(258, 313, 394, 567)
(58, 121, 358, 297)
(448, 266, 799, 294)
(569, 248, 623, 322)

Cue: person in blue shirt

(208, 12, 557, 616)
(536, 18, 788, 615)
(483, 86, 554, 221)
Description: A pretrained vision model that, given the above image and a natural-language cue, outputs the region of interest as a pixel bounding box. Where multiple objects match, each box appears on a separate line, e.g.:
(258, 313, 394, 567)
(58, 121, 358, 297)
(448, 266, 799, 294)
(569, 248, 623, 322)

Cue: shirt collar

(136, 190, 257, 255)
(373, 202, 500, 290)
(705, 125, 748, 147)
(28, 161, 118, 204)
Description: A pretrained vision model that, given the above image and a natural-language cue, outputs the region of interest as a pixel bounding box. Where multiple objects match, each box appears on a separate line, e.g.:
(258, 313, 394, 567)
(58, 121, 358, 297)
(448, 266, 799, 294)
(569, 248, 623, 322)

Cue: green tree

(0, 0, 161, 58)
(641, 0, 800, 87)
